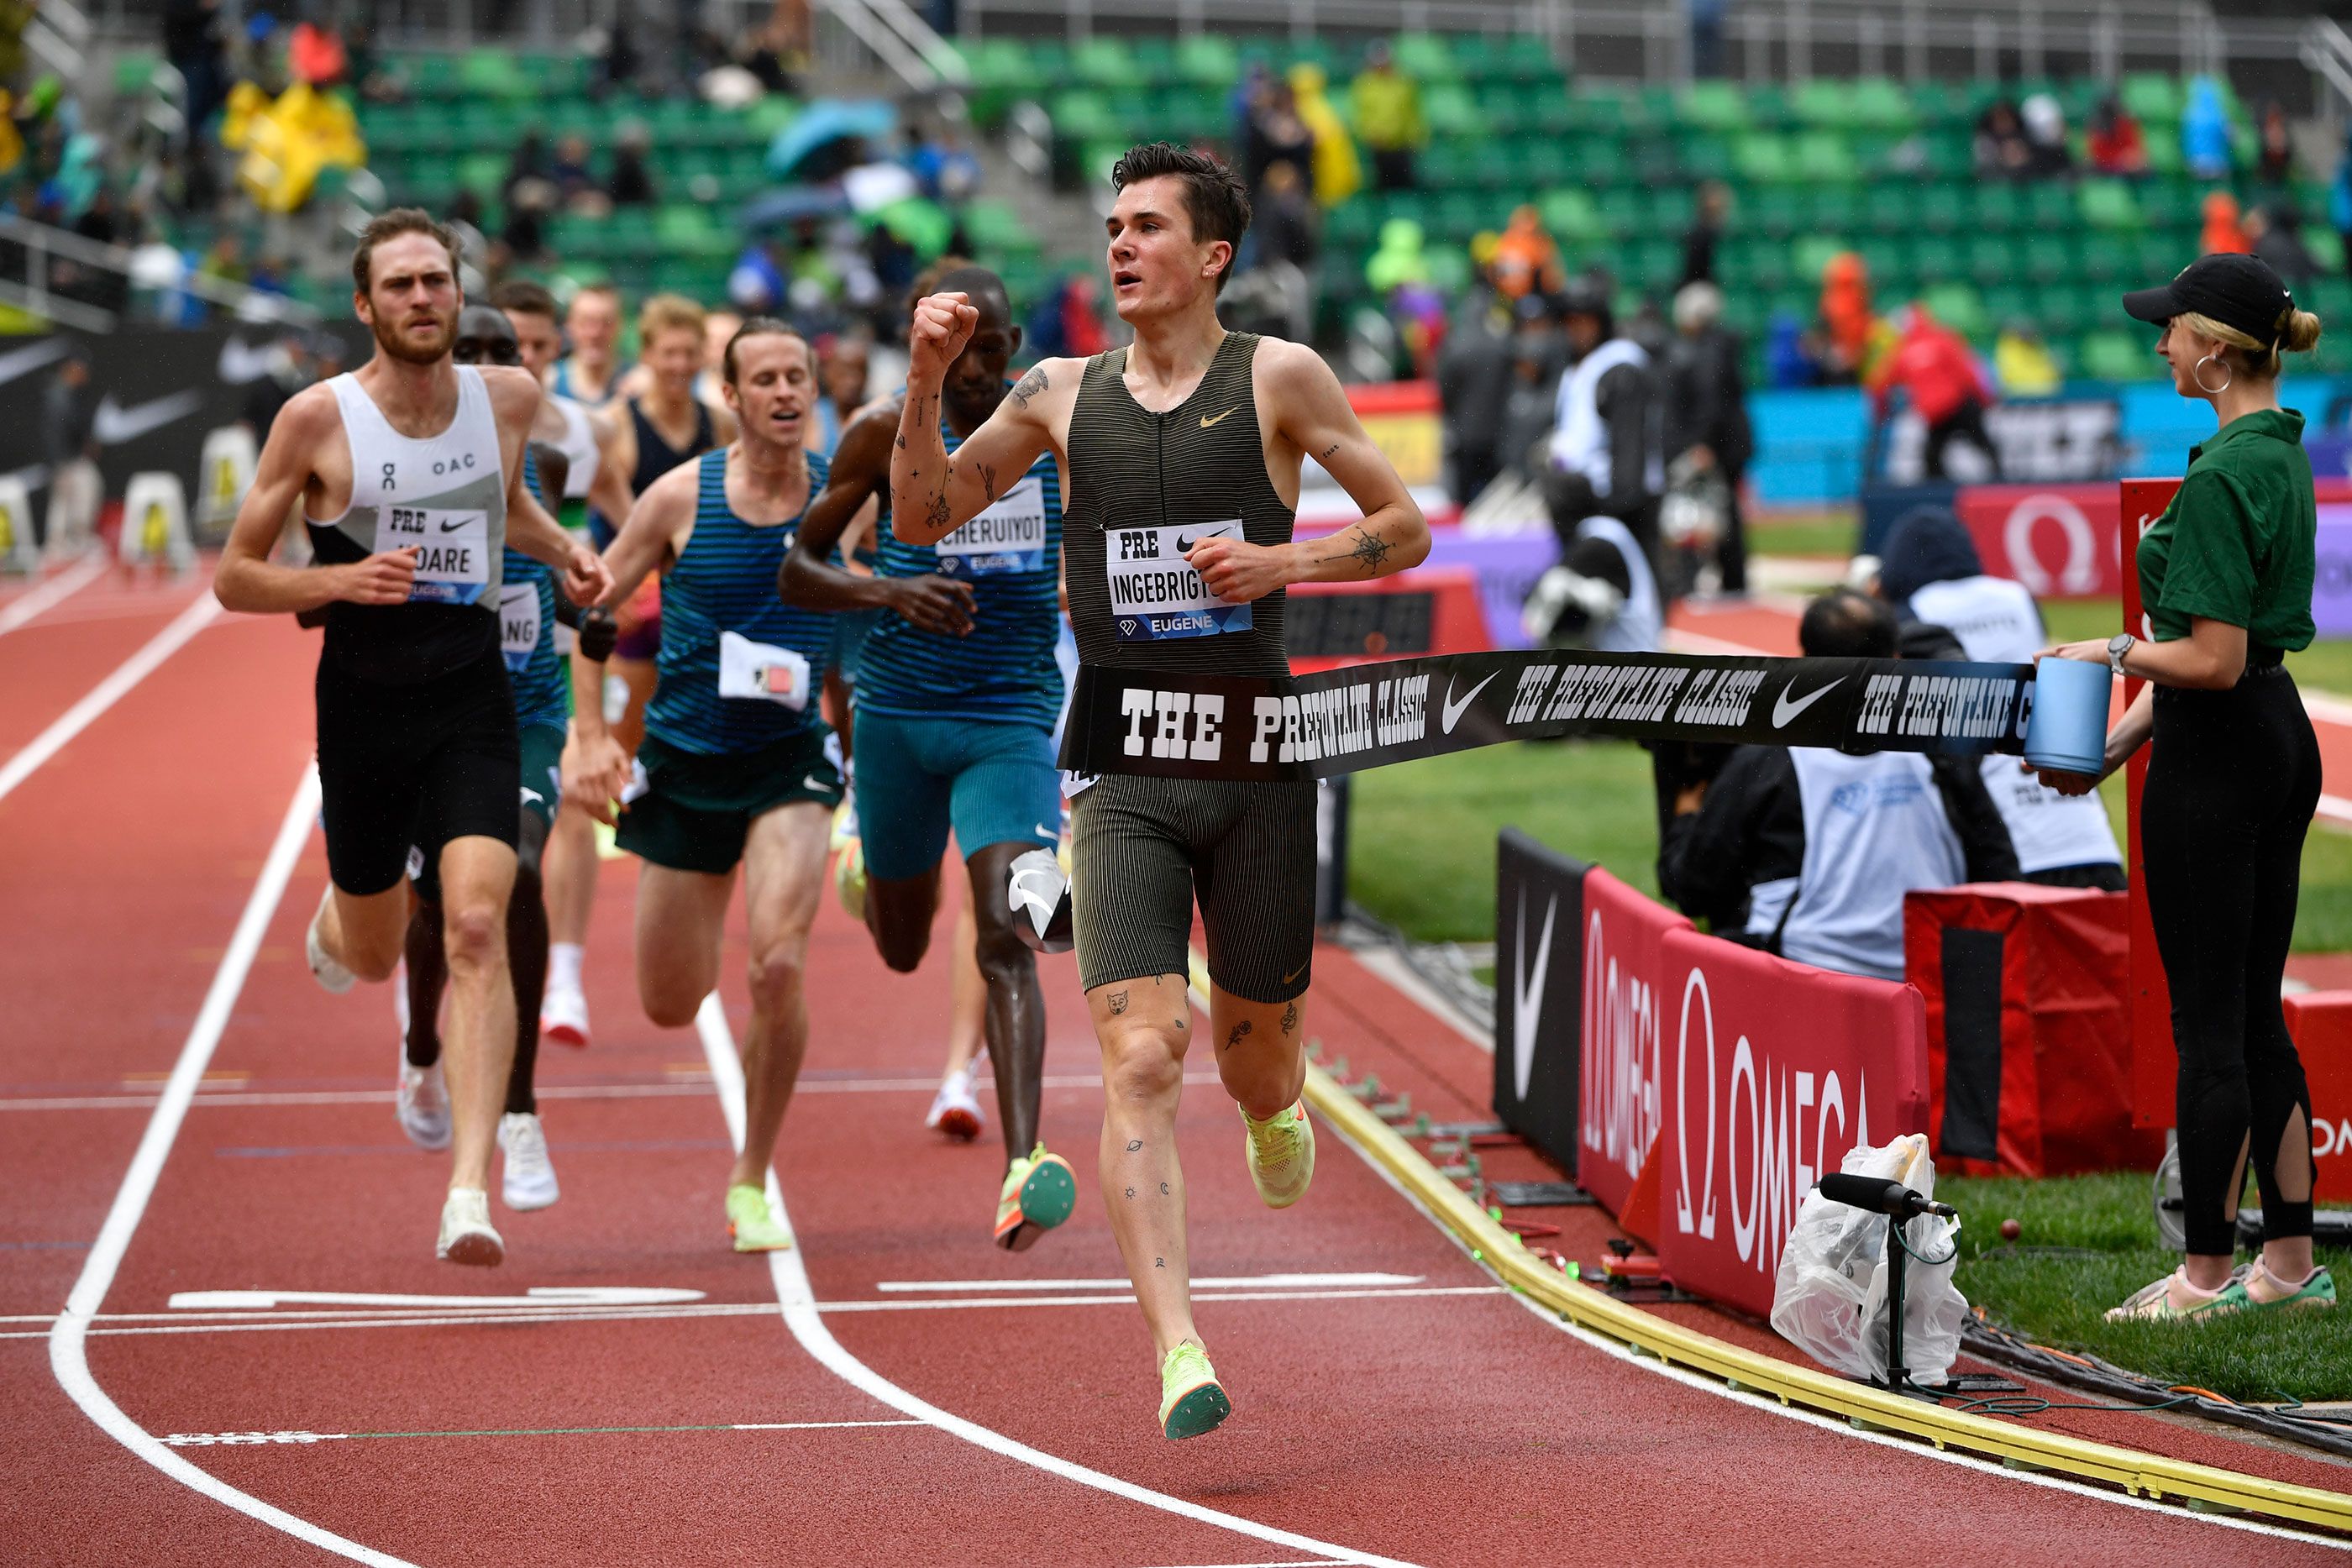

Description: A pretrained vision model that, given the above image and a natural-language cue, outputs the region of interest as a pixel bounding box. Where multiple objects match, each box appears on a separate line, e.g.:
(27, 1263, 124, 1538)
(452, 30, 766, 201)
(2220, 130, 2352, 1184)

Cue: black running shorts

(1068, 775, 1316, 1004)
(316, 647, 520, 896)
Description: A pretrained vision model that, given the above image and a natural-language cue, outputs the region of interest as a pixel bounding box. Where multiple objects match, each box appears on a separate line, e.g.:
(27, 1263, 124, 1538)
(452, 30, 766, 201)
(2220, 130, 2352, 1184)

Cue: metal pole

(1905, 0, 1924, 83)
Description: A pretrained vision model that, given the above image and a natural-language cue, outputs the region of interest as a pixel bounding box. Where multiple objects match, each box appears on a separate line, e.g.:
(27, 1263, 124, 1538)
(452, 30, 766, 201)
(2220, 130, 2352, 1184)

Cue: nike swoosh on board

(1441, 670, 1500, 735)
(216, 337, 281, 385)
(1772, 677, 1845, 728)
(93, 390, 208, 444)
(0, 338, 69, 388)
(1200, 406, 1239, 427)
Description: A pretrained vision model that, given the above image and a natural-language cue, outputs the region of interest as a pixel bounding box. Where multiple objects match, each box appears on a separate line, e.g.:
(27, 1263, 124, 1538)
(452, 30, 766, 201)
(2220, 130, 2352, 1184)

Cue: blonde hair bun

(2283, 307, 2323, 355)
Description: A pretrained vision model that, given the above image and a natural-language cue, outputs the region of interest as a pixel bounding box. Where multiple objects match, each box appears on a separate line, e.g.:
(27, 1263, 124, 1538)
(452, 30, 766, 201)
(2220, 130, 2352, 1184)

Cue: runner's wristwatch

(2107, 632, 2136, 677)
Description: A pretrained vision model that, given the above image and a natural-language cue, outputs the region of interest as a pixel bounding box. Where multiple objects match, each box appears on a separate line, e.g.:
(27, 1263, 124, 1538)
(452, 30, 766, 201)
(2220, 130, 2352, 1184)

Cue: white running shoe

(539, 984, 591, 1050)
(396, 1046, 453, 1151)
(306, 889, 355, 994)
(497, 1112, 560, 1210)
(436, 1188, 504, 1266)
(925, 1067, 984, 1141)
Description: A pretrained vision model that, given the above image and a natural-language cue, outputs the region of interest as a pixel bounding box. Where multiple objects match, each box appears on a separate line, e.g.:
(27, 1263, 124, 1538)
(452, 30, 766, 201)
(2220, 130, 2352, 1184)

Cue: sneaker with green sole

(994, 1143, 1076, 1251)
(2242, 1261, 2336, 1312)
(726, 1183, 794, 1253)
(1158, 1340, 1231, 1440)
(2104, 1266, 2243, 1322)
(1242, 1099, 1315, 1209)
(834, 839, 867, 922)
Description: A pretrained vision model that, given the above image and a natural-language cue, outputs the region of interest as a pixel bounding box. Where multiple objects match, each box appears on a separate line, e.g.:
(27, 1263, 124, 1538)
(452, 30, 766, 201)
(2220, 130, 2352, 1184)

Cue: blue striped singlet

(856, 412, 1063, 731)
(500, 448, 568, 732)
(646, 448, 837, 757)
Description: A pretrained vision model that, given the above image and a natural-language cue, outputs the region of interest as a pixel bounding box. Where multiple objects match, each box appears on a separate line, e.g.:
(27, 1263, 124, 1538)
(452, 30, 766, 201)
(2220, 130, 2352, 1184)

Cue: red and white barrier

(1574, 868, 1690, 1217)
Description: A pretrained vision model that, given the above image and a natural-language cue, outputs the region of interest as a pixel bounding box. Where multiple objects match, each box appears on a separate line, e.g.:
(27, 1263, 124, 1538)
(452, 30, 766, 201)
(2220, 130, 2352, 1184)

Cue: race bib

(717, 627, 811, 710)
(376, 506, 491, 605)
(1105, 521, 1253, 642)
(935, 478, 1047, 577)
(497, 583, 542, 672)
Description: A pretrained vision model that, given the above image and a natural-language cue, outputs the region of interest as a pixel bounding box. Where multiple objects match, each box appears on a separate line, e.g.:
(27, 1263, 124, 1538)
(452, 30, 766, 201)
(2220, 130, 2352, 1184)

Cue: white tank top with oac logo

(309, 365, 508, 608)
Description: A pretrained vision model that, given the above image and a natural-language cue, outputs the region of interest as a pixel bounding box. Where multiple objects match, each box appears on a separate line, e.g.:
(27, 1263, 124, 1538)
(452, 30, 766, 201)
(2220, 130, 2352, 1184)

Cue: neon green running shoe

(1158, 1340, 1231, 1440)
(1242, 1099, 1315, 1209)
(726, 1184, 794, 1253)
(2104, 1267, 2241, 1322)
(994, 1143, 1076, 1251)
(834, 839, 867, 922)
(2242, 1260, 2337, 1313)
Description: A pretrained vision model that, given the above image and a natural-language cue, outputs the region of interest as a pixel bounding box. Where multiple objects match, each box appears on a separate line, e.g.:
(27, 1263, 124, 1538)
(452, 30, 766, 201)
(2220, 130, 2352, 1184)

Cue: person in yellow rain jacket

(1287, 62, 1360, 208)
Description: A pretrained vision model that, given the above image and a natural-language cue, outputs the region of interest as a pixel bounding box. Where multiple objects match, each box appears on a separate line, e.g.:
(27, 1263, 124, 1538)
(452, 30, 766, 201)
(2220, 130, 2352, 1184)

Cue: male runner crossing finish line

(214, 210, 609, 1265)
(784, 260, 1076, 1251)
(891, 144, 1429, 1436)
(564, 319, 843, 1254)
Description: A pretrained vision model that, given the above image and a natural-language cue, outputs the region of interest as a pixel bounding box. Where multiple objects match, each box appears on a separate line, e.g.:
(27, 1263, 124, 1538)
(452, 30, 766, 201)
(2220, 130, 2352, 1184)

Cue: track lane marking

(874, 1273, 1423, 1292)
(45, 764, 423, 1567)
(0, 553, 107, 637)
(158, 1419, 926, 1446)
(695, 994, 1405, 1568)
(0, 589, 221, 804)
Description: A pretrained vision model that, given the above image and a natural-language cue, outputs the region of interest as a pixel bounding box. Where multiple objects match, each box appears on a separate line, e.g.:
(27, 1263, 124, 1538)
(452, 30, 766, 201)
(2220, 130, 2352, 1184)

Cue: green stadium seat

(1677, 81, 1751, 133)
(1391, 33, 1461, 82)
(1130, 36, 1178, 86)
(1913, 183, 1967, 233)
(1971, 182, 2024, 232)
(458, 48, 532, 99)
(114, 52, 164, 96)
(1809, 185, 1862, 232)
(2307, 229, 2346, 275)
(1908, 233, 1963, 287)
(1072, 37, 1137, 88)
(1924, 283, 1988, 342)
(1749, 186, 1805, 239)
(1982, 284, 2035, 329)
(1050, 91, 1121, 146)
(2077, 179, 2144, 231)
(1850, 78, 1915, 133)
(2077, 329, 2151, 380)
(1962, 233, 2014, 286)
(1422, 82, 1480, 137)
(1734, 134, 1795, 184)
(2121, 74, 2183, 128)
(1593, 186, 1643, 237)
(1174, 34, 1237, 86)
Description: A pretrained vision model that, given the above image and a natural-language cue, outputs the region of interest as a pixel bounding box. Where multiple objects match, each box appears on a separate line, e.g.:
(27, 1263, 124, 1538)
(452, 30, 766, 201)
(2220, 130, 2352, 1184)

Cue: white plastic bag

(1769, 1134, 1968, 1384)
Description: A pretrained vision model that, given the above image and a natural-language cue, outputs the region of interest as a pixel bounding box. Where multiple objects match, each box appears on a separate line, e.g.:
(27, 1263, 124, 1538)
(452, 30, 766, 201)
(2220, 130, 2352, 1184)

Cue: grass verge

(1936, 1172, 2349, 1403)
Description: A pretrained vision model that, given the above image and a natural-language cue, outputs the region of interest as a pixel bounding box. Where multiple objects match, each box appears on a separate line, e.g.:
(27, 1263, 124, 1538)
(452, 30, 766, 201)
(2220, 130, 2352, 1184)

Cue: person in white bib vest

(1541, 278, 1664, 579)
(1876, 506, 2124, 890)
(1656, 589, 2019, 979)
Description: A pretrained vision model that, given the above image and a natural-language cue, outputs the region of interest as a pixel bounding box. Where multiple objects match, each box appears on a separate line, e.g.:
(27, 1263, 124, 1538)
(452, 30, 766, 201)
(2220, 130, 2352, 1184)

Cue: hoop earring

(2192, 353, 2233, 396)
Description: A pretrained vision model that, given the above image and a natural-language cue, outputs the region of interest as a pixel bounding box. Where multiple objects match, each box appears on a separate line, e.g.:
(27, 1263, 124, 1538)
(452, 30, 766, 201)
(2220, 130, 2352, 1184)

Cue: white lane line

(695, 995, 1399, 1568)
(0, 590, 220, 805)
(0, 1287, 1502, 1338)
(2319, 793, 2352, 826)
(46, 765, 418, 1568)
(0, 1071, 1225, 1114)
(169, 1287, 707, 1310)
(157, 1419, 926, 1447)
(0, 553, 107, 637)
(875, 1273, 1423, 1293)
(1316, 1072, 2352, 1552)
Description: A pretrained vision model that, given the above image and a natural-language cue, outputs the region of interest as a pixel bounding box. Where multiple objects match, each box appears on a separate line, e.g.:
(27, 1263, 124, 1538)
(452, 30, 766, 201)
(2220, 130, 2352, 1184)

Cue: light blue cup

(2024, 657, 2111, 775)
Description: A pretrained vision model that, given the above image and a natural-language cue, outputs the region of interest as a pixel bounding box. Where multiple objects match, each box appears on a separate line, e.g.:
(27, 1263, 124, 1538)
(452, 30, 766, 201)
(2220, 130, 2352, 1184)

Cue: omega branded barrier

(1573, 868, 1688, 1219)
(2276, 994, 2352, 1192)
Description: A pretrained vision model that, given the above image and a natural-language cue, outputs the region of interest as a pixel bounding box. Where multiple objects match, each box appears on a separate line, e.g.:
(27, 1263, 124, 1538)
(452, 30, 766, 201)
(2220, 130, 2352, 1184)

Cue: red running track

(3, 579, 2345, 1565)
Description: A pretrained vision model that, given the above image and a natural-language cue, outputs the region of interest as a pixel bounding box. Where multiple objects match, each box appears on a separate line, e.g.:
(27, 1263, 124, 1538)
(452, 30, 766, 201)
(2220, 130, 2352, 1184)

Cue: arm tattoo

(924, 490, 951, 533)
(1108, 990, 1129, 1015)
(978, 462, 1000, 505)
(1318, 524, 1394, 576)
(1010, 364, 1048, 408)
(894, 433, 907, 449)
(1320, 442, 1340, 460)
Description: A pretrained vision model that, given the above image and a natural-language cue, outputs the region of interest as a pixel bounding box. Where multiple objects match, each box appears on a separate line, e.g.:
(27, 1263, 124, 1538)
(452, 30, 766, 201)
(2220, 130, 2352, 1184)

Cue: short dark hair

(490, 279, 559, 320)
(1798, 587, 1898, 660)
(1111, 142, 1252, 294)
(351, 207, 462, 298)
(722, 316, 810, 385)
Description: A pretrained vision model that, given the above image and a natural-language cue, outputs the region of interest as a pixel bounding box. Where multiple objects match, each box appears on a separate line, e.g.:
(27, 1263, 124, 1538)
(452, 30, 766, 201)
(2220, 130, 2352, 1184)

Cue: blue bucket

(2024, 657, 2111, 776)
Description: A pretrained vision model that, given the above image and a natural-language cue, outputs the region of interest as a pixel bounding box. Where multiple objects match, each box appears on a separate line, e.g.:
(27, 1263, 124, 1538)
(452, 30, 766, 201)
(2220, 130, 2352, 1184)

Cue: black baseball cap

(2122, 252, 2296, 345)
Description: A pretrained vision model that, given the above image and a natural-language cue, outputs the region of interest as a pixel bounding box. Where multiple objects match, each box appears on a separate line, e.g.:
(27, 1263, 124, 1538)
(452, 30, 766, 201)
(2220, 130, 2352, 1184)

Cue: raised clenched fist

(907, 291, 978, 389)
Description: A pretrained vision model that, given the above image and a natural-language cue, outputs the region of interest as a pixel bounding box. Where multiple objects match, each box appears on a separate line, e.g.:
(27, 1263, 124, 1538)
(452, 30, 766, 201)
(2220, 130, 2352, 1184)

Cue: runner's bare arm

(506, 463, 610, 606)
(214, 387, 416, 613)
(585, 410, 637, 533)
(784, 402, 974, 634)
(1186, 341, 1428, 603)
(594, 459, 696, 610)
(890, 292, 1065, 545)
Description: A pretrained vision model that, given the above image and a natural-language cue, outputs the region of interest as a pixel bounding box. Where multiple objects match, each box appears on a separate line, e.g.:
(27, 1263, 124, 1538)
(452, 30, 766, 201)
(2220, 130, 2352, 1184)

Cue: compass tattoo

(1320, 525, 1393, 576)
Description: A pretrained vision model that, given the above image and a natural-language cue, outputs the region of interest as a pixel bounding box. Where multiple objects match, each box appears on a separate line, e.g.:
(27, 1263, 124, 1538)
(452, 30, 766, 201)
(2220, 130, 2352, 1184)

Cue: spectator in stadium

(1247, 160, 1320, 343)
(163, 0, 230, 141)
(907, 122, 983, 206)
(1288, 63, 1361, 209)
(2201, 189, 2250, 257)
(1546, 277, 1665, 572)
(608, 124, 659, 207)
(2182, 76, 2234, 181)
(1688, 0, 1728, 79)
(2087, 96, 2149, 177)
(443, 189, 493, 294)
(501, 130, 550, 206)
(808, 329, 869, 457)
(1764, 312, 1823, 388)
(1491, 203, 1563, 302)
(2020, 94, 2073, 180)
(1242, 77, 1314, 196)
(1679, 180, 1730, 289)
(1815, 250, 1877, 383)
(2258, 101, 2296, 186)
(1499, 291, 1569, 478)
(41, 351, 101, 562)
(1973, 98, 2033, 180)
(1436, 281, 1514, 506)
(1993, 321, 2061, 396)
(1350, 41, 1425, 192)
(1874, 506, 2124, 889)
(1871, 304, 2001, 480)
(1524, 517, 1661, 654)
(551, 133, 601, 214)
(2247, 203, 2317, 285)
(1662, 280, 1751, 593)
(1655, 589, 2018, 973)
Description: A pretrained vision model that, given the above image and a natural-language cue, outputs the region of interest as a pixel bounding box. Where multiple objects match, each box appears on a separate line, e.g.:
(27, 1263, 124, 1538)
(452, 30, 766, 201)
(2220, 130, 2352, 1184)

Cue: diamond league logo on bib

(1106, 521, 1253, 642)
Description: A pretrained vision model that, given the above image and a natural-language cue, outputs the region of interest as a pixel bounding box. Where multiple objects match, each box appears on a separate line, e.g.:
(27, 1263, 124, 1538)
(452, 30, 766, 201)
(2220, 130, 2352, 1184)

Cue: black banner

(1058, 648, 2036, 784)
(1494, 829, 1588, 1174)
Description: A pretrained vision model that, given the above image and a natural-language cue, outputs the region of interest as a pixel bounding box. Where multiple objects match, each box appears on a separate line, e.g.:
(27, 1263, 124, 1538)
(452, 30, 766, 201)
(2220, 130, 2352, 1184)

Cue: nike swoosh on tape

(1772, 677, 1845, 728)
(804, 775, 829, 791)
(1200, 406, 1239, 428)
(1034, 824, 1058, 839)
(93, 390, 208, 445)
(1441, 671, 1500, 735)
(0, 338, 69, 389)
(519, 788, 545, 805)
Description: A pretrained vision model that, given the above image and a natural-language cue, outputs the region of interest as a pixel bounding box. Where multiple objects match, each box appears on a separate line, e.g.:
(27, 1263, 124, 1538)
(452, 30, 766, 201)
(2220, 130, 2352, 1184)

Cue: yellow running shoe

(834, 838, 868, 922)
(726, 1184, 794, 1252)
(994, 1143, 1076, 1251)
(1242, 1099, 1315, 1209)
(1158, 1340, 1231, 1440)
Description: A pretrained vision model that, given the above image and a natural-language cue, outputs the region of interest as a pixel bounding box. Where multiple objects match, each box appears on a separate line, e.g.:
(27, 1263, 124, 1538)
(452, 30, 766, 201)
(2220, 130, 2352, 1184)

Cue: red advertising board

(1284, 565, 1489, 674)
(2120, 478, 2181, 1127)
(1954, 483, 2122, 599)
(2276, 994, 2352, 1191)
(1653, 930, 1930, 1320)
(1574, 868, 1691, 1215)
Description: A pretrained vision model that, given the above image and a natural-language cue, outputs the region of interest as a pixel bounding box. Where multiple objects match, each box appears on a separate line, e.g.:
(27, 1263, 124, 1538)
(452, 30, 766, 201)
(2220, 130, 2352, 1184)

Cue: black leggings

(2141, 668, 2322, 1255)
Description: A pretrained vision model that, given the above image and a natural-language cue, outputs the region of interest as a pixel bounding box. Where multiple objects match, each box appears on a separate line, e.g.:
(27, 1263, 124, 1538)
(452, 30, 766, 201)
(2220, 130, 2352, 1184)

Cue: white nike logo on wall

(1441, 671, 1499, 735)
(1511, 888, 1557, 1102)
(94, 390, 208, 445)
(0, 338, 69, 388)
(1772, 677, 1845, 728)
